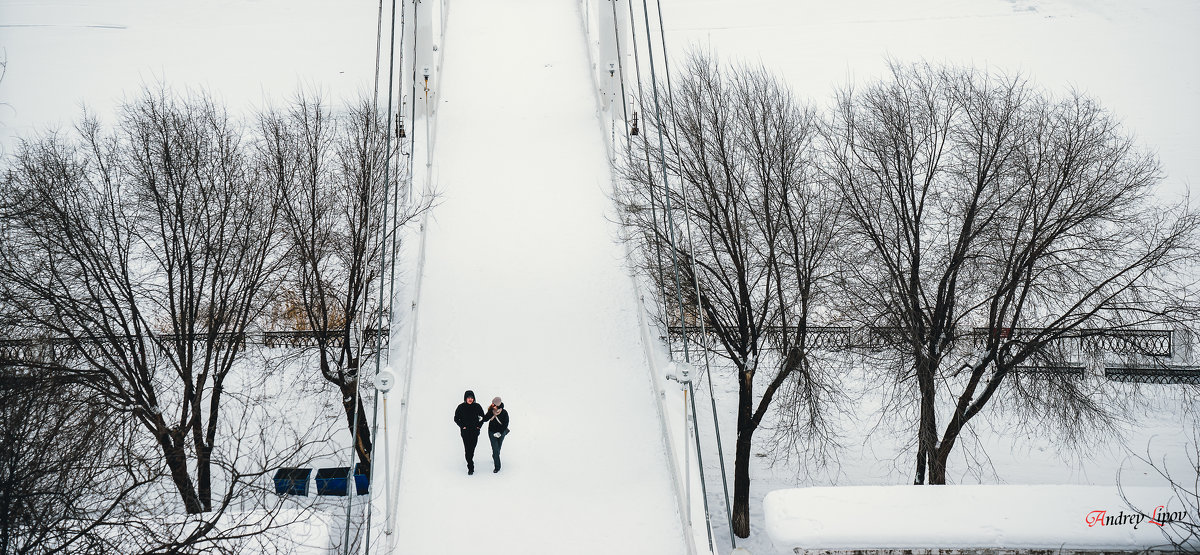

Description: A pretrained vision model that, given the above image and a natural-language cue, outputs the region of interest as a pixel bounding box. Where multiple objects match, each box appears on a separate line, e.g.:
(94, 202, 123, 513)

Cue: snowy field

(698, 366, 1198, 552)
(2, 0, 1198, 554)
(0, 0, 381, 153)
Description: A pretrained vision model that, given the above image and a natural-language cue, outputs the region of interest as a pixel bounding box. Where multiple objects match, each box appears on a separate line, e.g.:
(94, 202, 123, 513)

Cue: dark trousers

(461, 429, 480, 470)
(489, 431, 507, 470)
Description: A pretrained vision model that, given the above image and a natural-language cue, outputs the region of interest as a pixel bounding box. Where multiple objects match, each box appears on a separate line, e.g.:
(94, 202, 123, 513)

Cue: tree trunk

(731, 426, 753, 539)
(731, 368, 755, 538)
(158, 432, 203, 514)
(931, 408, 969, 485)
(196, 443, 213, 512)
(915, 357, 939, 485)
(1, 462, 11, 555)
(914, 439, 927, 485)
(197, 379, 225, 512)
(340, 382, 373, 467)
(930, 441, 951, 485)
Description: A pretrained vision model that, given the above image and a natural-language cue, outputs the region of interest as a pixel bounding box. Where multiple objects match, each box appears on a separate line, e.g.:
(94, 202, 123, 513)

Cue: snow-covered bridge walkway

(383, 0, 686, 552)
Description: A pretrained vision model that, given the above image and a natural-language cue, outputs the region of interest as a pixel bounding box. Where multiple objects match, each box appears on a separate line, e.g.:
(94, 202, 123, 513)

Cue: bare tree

(257, 93, 427, 468)
(823, 61, 1200, 485)
(0, 86, 285, 513)
(1, 313, 338, 554)
(0, 86, 402, 553)
(617, 52, 842, 538)
(0, 362, 145, 554)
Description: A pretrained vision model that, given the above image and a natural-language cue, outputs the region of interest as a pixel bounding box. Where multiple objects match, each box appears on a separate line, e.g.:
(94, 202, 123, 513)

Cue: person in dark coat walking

(482, 396, 510, 473)
(453, 390, 485, 474)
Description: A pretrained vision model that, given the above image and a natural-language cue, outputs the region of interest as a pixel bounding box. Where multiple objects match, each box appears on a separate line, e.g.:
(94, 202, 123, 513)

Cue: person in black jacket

(453, 390, 485, 474)
(482, 396, 510, 473)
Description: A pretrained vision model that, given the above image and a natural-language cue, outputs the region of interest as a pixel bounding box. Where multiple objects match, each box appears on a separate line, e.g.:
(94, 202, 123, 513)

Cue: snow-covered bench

(764, 485, 1193, 552)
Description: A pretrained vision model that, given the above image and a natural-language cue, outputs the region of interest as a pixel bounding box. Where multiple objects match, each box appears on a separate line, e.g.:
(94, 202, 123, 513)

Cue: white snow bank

(764, 485, 1195, 551)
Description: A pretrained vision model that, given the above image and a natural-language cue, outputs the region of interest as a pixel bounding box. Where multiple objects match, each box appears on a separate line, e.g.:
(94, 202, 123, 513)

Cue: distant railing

(0, 328, 390, 361)
(662, 324, 1191, 383)
(970, 327, 1173, 357)
(665, 325, 1172, 354)
(664, 325, 852, 357)
(1011, 363, 1087, 378)
(1104, 365, 1200, 384)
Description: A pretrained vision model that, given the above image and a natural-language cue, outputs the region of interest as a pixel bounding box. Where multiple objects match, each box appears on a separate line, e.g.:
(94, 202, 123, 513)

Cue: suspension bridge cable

(652, 0, 736, 545)
(638, 0, 716, 550)
(351, 0, 401, 550)
(342, 0, 391, 549)
(624, 0, 672, 355)
(386, 0, 426, 540)
(363, 0, 406, 549)
(382, 0, 409, 351)
(372, 0, 385, 117)
(406, 0, 422, 206)
(624, 0, 705, 544)
(610, 3, 697, 545)
(607, 9, 702, 548)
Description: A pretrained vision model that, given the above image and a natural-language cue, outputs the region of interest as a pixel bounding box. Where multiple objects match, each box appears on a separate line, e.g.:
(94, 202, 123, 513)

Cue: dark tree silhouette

(823, 61, 1200, 485)
(258, 93, 429, 468)
(617, 52, 843, 538)
(0, 86, 284, 513)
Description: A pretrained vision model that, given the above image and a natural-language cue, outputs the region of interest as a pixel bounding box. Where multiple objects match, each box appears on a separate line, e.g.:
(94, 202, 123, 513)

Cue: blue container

(354, 462, 370, 495)
(273, 467, 311, 496)
(315, 467, 351, 496)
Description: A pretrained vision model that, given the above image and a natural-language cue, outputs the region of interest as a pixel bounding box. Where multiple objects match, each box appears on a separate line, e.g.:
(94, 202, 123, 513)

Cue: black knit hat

(464, 390, 475, 401)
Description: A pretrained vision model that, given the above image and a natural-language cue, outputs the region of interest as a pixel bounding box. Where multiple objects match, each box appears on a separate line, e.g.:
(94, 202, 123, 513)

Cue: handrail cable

(363, 0, 408, 549)
(406, 0, 422, 207)
(353, 0, 401, 551)
(609, 3, 697, 549)
(638, 0, 716, 550)
(652, 0, 736, 545)
(624, 0, 672, 356)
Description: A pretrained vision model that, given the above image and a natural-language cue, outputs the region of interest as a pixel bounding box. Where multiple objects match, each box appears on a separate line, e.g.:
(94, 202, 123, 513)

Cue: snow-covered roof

(764, 484, 1194, 551)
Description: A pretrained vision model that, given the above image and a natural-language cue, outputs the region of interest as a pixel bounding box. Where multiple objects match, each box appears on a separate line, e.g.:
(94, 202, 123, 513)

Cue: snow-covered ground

(678, 360, 1198, 553)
